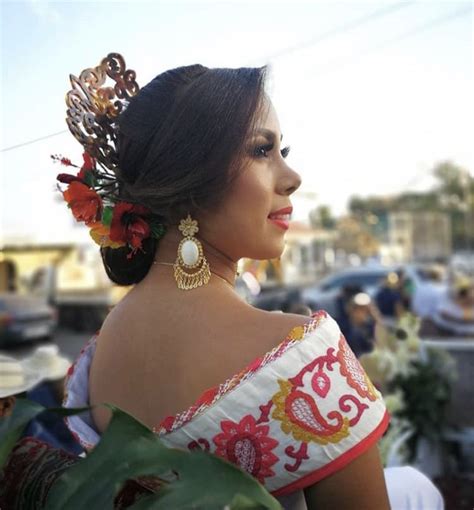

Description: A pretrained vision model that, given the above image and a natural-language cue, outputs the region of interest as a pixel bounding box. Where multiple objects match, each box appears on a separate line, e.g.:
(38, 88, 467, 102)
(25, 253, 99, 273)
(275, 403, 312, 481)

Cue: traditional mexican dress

(63, 310, 389, 507)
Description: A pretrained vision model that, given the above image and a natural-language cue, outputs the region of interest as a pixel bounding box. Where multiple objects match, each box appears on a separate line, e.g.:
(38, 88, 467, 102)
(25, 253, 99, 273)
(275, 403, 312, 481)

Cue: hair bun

(101, 237, 158, 286)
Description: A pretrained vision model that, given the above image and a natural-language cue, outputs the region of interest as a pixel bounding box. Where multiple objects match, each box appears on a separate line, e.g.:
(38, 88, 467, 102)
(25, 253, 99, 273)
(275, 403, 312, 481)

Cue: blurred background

(1, 1, 473, 507)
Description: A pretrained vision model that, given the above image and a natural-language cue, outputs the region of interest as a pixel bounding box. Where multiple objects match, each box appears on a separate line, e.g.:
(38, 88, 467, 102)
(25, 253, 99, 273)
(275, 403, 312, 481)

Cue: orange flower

(110, 202, 151, 250)
(89, 222, 126, 248)
(63, 182, 102, 225)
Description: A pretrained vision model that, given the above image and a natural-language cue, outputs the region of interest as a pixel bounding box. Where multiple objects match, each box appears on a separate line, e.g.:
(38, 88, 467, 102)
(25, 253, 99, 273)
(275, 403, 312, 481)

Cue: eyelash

(254, 143, 291, 159)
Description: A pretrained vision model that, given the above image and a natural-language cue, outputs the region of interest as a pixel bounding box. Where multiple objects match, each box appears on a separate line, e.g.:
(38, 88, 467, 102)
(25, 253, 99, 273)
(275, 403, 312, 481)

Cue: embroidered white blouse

(63, 310, 389, 498)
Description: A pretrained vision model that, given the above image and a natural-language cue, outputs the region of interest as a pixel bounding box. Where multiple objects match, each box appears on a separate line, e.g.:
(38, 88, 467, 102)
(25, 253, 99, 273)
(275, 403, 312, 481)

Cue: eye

(254, 143, 274, 158)
(253, 143, 291, 159)
(280, 145, 291, 159)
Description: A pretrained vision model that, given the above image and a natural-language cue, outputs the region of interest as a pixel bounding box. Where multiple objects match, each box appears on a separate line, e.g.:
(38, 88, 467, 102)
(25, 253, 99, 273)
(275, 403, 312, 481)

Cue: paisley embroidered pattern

(272, 380, 350, 445)
(213, 415, 279, 483)
(337, 335, 379, 401)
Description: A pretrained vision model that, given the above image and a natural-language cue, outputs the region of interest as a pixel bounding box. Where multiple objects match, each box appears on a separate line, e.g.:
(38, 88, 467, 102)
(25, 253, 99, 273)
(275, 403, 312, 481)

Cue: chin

(255, 238, 286, 260)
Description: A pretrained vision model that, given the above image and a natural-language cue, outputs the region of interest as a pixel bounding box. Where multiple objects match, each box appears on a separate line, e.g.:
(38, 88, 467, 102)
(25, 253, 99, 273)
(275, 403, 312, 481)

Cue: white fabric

(384, 467, 444, 510)
(63, 312, 388, 496)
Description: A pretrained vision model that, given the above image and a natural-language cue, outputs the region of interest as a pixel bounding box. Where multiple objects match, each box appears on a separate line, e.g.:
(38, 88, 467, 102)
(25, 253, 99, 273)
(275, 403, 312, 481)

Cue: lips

(268, 206, 292, 230)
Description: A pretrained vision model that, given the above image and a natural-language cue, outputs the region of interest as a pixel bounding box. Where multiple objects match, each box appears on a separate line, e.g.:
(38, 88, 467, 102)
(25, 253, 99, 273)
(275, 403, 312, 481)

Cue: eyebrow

(254, 128, 283, 142)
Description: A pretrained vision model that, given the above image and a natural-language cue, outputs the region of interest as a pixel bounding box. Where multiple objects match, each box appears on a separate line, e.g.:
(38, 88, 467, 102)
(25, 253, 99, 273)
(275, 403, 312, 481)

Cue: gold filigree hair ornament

(52, 53, 166, 259)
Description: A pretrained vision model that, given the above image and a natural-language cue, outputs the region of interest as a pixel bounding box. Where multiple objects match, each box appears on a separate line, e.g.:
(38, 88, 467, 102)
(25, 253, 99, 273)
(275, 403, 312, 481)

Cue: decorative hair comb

(53, 53, 166, 258)
(65, 52, 140, 172)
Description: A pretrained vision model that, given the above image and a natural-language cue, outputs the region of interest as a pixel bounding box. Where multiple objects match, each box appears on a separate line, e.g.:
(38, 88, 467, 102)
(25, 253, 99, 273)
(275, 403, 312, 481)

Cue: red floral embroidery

(160, 416, 175, 433)
(213, 415, 279, 483)
(337, 335, 377, 402)
(195, 387, 219, 407)
(188, 438, 210, 451)
(311, 370, 331, 398)
(339, 395, 369, 426)
(284, 442, 309, 472)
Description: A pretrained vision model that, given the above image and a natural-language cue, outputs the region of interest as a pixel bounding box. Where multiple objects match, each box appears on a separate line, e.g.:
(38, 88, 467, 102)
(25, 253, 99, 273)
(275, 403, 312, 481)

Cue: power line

(3, 4, 469, 154)
(3, 4, 414, 155)
(253, 2, 415, 64)
(304, 5, 472, 79)
(1, 129, 69, 153)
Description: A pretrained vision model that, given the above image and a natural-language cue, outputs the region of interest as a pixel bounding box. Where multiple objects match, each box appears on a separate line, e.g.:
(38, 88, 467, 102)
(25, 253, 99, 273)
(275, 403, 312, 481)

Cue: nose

(279, 165, 302, 196)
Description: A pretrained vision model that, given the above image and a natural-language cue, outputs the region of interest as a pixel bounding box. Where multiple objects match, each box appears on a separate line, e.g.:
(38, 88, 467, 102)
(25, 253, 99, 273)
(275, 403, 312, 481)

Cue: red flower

(63, 182, 102, 225)
(57, 173, 83, 184)
(77, 152, 96, 180)
(82, 151, 95, 170)
(213, 414, 279, 483)
(109, 202, 151, 251)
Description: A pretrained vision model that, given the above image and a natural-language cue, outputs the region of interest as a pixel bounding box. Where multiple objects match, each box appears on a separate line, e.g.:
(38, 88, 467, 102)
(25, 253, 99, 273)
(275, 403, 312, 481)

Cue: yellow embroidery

(271, 380, 350, 445)
(288, 326, 306, 341)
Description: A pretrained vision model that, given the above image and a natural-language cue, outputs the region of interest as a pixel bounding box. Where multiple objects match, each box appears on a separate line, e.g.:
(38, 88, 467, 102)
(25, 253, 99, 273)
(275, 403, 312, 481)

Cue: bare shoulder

(243, 306, 315, 351)
(88, 295, 315, 433)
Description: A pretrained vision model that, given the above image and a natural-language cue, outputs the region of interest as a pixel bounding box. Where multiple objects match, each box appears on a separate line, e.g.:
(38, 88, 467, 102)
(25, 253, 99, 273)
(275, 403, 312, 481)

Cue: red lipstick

(268, 206, 292, 231)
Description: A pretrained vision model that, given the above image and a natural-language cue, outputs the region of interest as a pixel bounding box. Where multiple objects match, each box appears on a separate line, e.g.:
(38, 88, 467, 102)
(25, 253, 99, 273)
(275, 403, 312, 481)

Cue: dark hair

(100, 64, 267, 286)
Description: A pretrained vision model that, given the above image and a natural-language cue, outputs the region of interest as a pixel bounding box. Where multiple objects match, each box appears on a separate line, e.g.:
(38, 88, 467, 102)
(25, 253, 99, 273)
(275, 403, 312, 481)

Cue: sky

(1, 0, 473, 245)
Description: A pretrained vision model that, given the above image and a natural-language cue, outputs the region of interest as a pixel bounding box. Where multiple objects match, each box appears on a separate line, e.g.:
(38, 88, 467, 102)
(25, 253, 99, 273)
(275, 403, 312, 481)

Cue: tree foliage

(348, 161, 473, 249)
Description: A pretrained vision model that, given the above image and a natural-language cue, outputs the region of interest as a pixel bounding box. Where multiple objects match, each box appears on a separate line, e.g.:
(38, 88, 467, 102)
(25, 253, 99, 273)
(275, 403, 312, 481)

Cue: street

(0, 328, 91, 363)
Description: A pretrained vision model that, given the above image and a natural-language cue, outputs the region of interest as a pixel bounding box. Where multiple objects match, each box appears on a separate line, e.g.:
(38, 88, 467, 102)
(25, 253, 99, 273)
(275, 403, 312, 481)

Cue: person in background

(334, 284, 364, 332)
(375, 272, 404, 318)
(341, 293, 380, 358)
(397, 269, 415, 314)
(22, 345, 84, 456)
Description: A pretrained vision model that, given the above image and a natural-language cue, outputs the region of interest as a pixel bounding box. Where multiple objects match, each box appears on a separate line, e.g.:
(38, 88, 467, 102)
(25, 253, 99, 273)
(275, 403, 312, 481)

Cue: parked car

(250, 285, 304, 312)
(0, 293, 58, 347)
(301, 263, 449, 318)
(301, 266, 392, 316)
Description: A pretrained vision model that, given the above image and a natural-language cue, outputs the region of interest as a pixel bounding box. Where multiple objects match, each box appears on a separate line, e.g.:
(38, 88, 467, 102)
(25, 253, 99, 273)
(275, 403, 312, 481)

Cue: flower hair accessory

(53, 53, 166, 259)
(53, 152, 166, 258)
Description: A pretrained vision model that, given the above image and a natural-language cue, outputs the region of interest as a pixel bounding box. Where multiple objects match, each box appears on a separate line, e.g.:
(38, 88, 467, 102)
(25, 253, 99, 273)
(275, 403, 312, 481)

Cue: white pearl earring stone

(181, 239, 199, 266)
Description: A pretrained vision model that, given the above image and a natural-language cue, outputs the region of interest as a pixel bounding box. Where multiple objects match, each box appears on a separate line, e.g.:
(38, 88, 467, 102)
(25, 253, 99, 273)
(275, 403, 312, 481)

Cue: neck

(150, 225, 239, 287)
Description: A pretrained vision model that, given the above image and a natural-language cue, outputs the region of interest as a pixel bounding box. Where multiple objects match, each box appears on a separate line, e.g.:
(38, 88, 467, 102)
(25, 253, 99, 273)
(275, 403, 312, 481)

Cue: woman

(61, 54, 391, 509)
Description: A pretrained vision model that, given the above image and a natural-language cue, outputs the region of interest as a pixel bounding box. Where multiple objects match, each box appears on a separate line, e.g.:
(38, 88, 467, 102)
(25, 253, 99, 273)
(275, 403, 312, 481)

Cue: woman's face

(200, 99, 302, 261)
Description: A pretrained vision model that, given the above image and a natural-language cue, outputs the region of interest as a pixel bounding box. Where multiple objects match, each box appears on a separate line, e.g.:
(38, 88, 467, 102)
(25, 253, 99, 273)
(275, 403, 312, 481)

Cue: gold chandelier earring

(173, 214, 211, 290)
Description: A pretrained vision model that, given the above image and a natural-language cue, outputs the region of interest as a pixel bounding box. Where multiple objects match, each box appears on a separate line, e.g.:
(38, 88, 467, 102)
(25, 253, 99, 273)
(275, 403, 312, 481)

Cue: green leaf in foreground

(45, 404, 281, 510)
(0, 399, 92, 469)
(0, 398, 44, 468)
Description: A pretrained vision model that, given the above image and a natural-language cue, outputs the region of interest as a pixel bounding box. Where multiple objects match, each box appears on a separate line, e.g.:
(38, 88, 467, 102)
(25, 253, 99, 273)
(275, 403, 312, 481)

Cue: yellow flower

(89, 222, 126, 248)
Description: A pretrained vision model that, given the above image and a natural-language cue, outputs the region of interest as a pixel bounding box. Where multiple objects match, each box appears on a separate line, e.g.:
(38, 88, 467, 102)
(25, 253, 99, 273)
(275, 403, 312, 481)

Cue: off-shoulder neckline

(153, 309, 329, 434)
(74, 310, 329, 437)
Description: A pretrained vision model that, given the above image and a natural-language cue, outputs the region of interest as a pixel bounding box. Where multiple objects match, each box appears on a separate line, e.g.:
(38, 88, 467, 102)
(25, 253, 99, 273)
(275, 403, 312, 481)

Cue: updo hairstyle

(100, 64, 267, 285)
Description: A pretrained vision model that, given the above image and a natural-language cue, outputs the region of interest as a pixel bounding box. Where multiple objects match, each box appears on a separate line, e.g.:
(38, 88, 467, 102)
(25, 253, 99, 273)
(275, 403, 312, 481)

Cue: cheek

(226, 167, 272, 226)
(208, 167, 280, 256)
